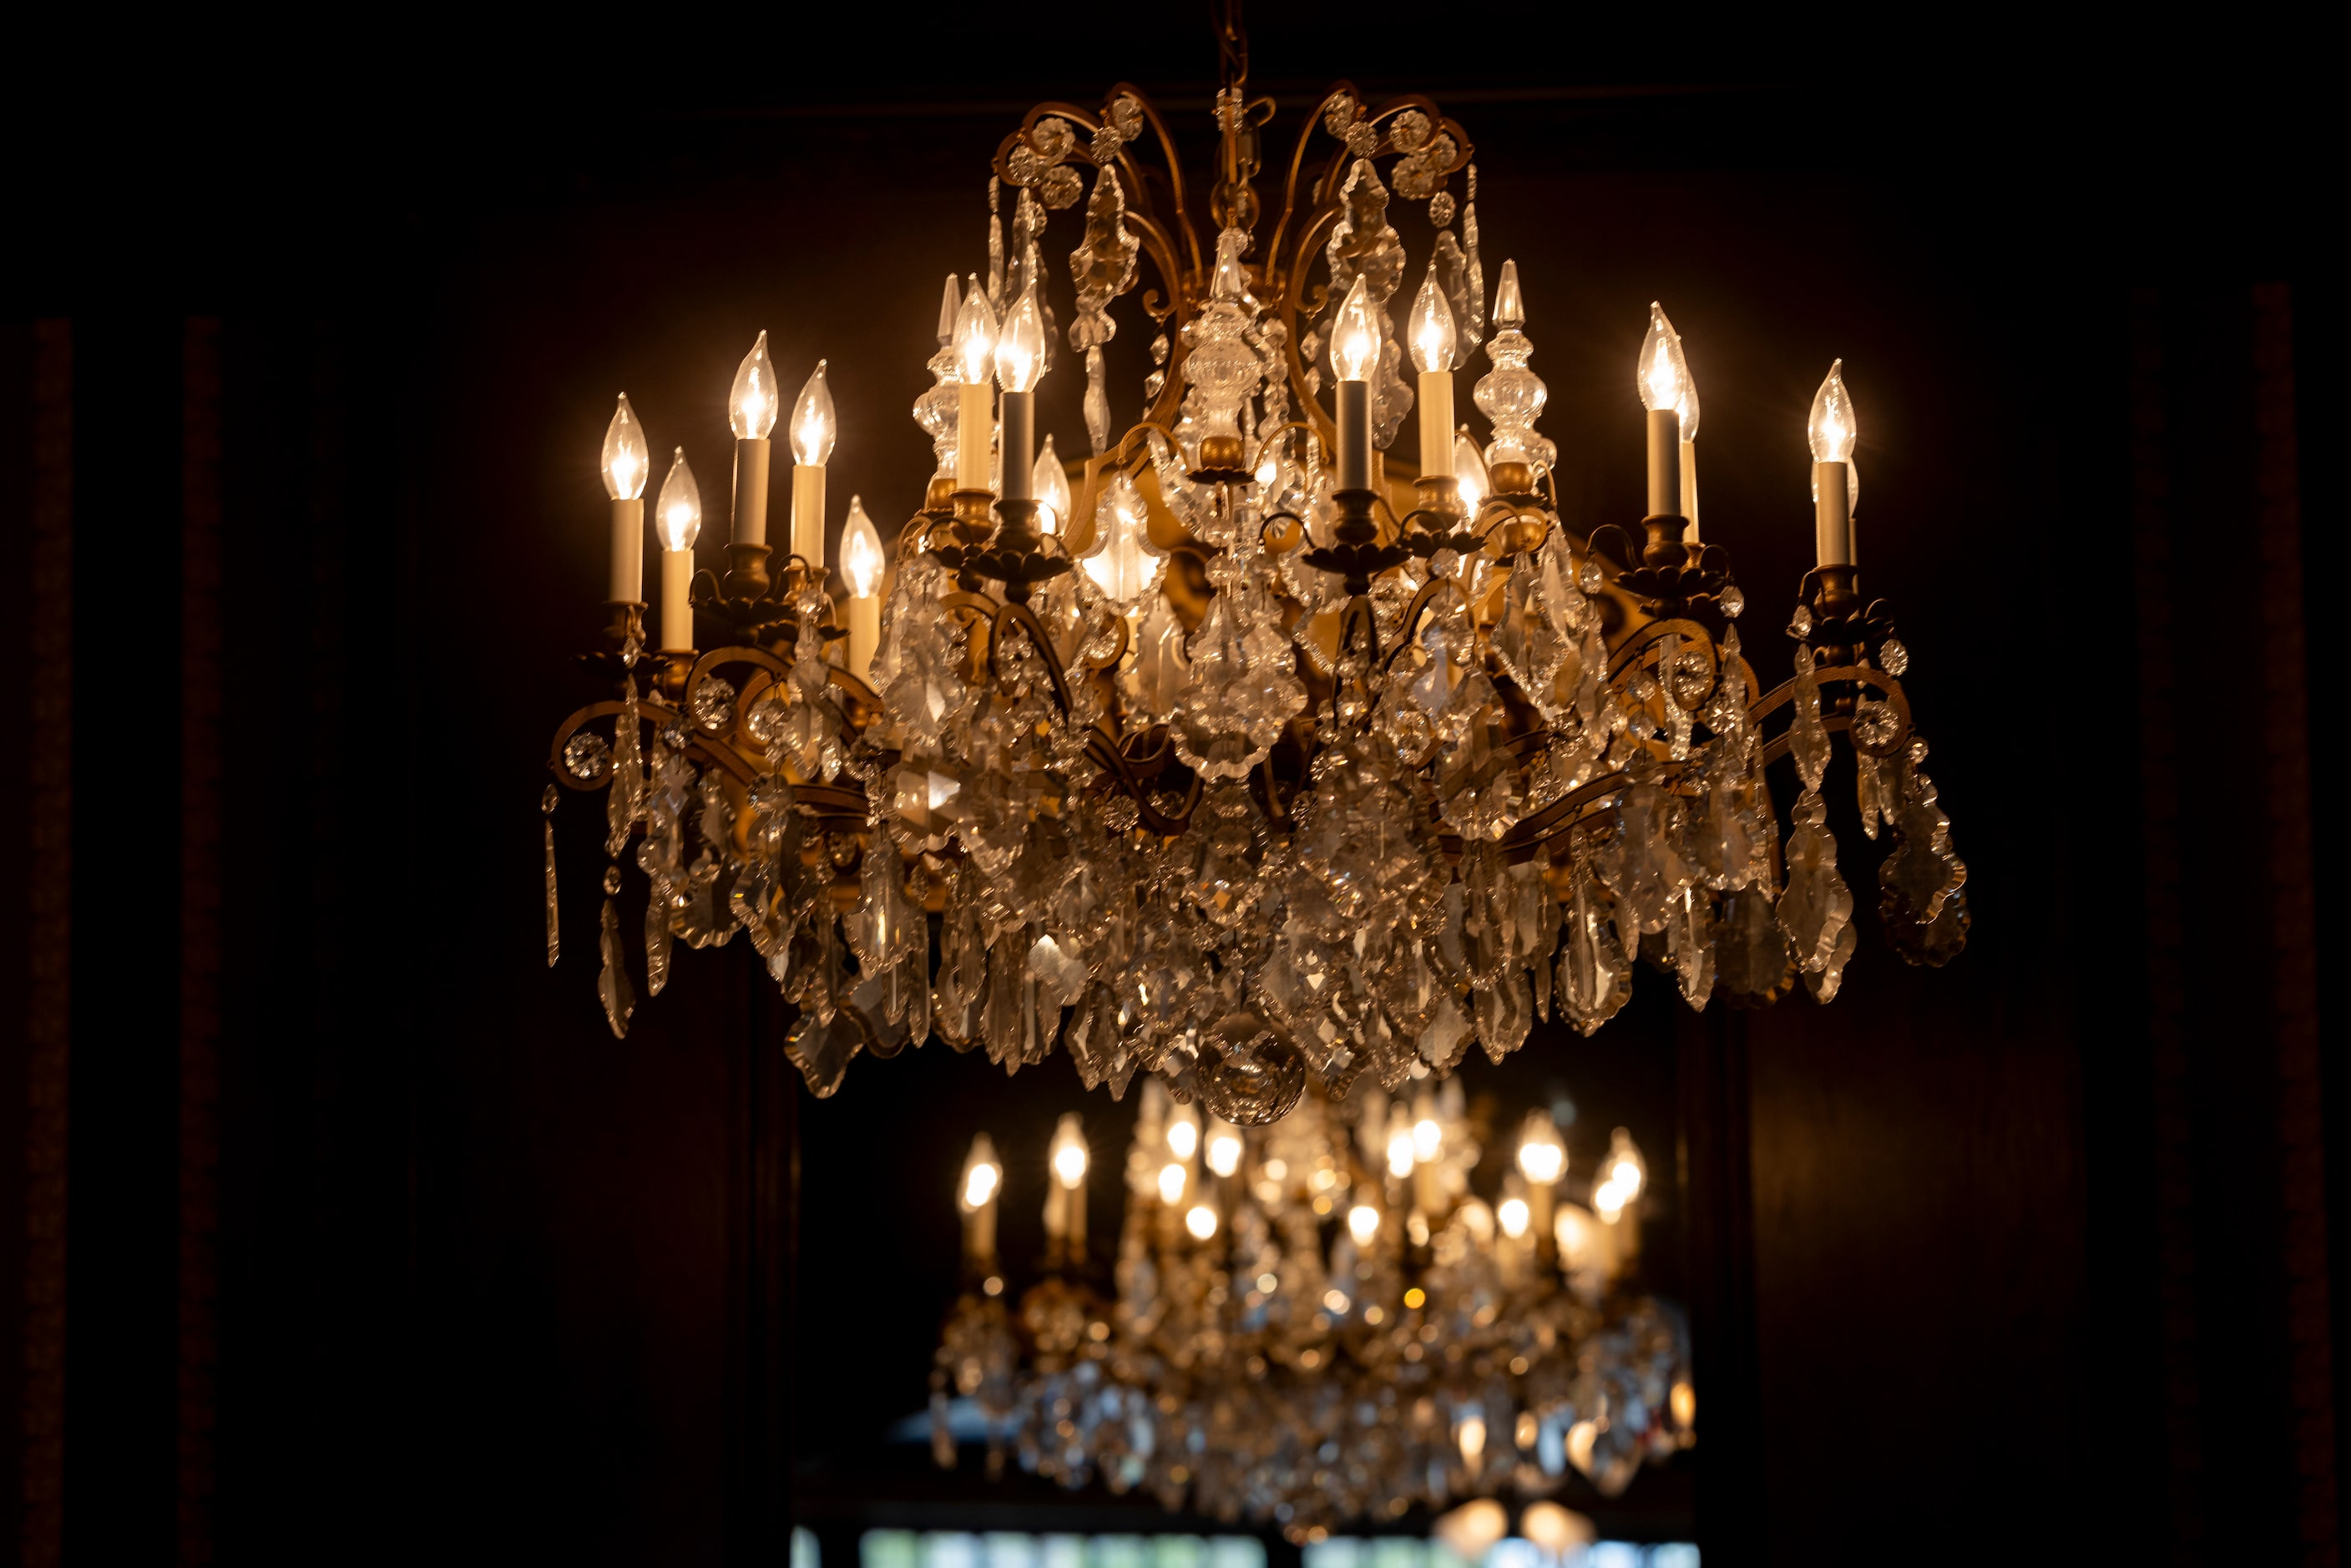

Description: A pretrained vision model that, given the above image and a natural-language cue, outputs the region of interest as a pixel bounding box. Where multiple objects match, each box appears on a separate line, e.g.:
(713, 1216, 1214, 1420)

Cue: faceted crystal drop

(598, 895, 635, 1039)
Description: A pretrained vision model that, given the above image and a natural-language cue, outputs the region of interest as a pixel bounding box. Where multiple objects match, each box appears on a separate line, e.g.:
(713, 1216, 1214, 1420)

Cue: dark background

(0, 10, 2338, 1565)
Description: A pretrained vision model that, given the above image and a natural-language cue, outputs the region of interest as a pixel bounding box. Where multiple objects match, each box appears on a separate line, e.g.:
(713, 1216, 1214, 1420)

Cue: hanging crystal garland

(930, 1084, 1693, 1533)
(544, 32, 1969, 1114)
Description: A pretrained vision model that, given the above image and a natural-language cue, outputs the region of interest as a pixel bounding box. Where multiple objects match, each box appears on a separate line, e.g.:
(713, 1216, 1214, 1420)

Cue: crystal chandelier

(931, 1084, 1693, 1534)
(543, 23, 1969, 1115)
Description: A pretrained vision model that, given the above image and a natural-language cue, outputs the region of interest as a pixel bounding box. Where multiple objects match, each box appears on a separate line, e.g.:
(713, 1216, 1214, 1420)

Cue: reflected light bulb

(1456, 1416, 1486, 1462)
(995, 280, 1045, 393)
(729, 331, 779, 440)
(1330, 274, 1381, 383)
(1519, 1503, 1592, 1556)
(1158, 1162, 1187, 1206)
(1347, 1204, 1381, 1245)
(1638, 302, 1691, 414)
(602, 392, 650, 500)
(1808, 358, 1858, 463)
(1081, 470, 1159, 604)
(1497, 1196, 1530, 1239)
(1185, 1203, 1218, 1241)
(958, 1133, 1002, 1212)
(1049, 1113, 1089, 1189)
(1605, 1128, 1647, 1202)
(1432, 1499, 1509, 1565)
(1453, 432, 1488, 513)
(839, 495, 884, 599)
(790, 360, 836, 467)
(654, 448, 701, 552)
(1408, 262, 1456, 374)
(1555, 1205, 1595, 1267)
(1517, 1110, 1566, 1185)
(1413, 1116, 1442, 1162)
(1387, 1127, 1415, 1179)
(1165, 1109, 1199, 1160)
(953, 283, 999, 386)
(1032, 435, 1070, 534)
(1205, 1127, 1242, 1179)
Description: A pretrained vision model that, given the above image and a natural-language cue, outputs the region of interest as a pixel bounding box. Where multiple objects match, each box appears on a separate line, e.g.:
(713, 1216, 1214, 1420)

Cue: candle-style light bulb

(1165, 1102, 1200, 1160)
(1605, 1128, 1648, 1204)
(654, 447, 701, 653)
(1032, 435, 1070, 535)
(953, 285, 999, 386)
(603, 394, 650, 605)
(1516, 1109, 1566, 1185)
(655, 448, 702, 552)
(1049, 1115, 1090, 1188)
(1807, 358, 1858, 465)
(958, 1133, 1002, 1213)
(995, 280, 1045, 394)
(1809, 359, 1859, 566)
(602, 393, 650, 500)
(840, 494, 884, 681)
(1410, 261, 1460, 483)
(1044, 1110, 1091, 1260)
(1330, 274, 1382, 383)
(790, 360, 836, 467)
(1593, 1128, 1647, 1223)
(1347, 1202, 1382, 1246)
(1204, 1120, 1242, 1179)
(840, 497, 884, 600)
(1408, 263, 1457, 374)
(729, 331, 779, 440)
(1081, 468, 1160, 604)
(1454, 430, 1490, 513)
(1637, 303, 1693, 518)
(1385, 1111, 1417, 1179)
(1637, 304, 1691, 413)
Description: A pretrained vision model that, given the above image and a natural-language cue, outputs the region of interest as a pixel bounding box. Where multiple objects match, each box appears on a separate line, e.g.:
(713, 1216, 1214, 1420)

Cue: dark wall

(2, 18, 2338, 1567)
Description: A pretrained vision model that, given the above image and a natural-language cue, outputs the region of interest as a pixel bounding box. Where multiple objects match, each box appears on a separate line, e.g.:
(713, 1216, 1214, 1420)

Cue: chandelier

(930, 1084, 1692, 1535)
(542, 22, 1969, 1116)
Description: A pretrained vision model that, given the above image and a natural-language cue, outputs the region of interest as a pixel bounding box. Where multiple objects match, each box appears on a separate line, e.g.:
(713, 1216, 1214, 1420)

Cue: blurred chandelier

(544, 13, 1969, 1115)
(932, 1084, 1691, 1533)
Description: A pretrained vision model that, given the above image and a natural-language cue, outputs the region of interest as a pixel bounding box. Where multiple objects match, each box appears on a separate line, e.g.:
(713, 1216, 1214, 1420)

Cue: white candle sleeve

(1337, 382, 1372, 493)
(659, 549, 694, 653)
(731, 438, 770, 548)
(1417, 371, 1454, 478)
(956, 382, 993, 492)
(791, 463, 825, 569)
(1646, 407, 1681, 517)
(609, 498, 644, 602)
(999, 391, 1034, 501)
(847, 594, 880, 685)
(1680, 441, 1700, 543)
(1813, 460, 1853, 566)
